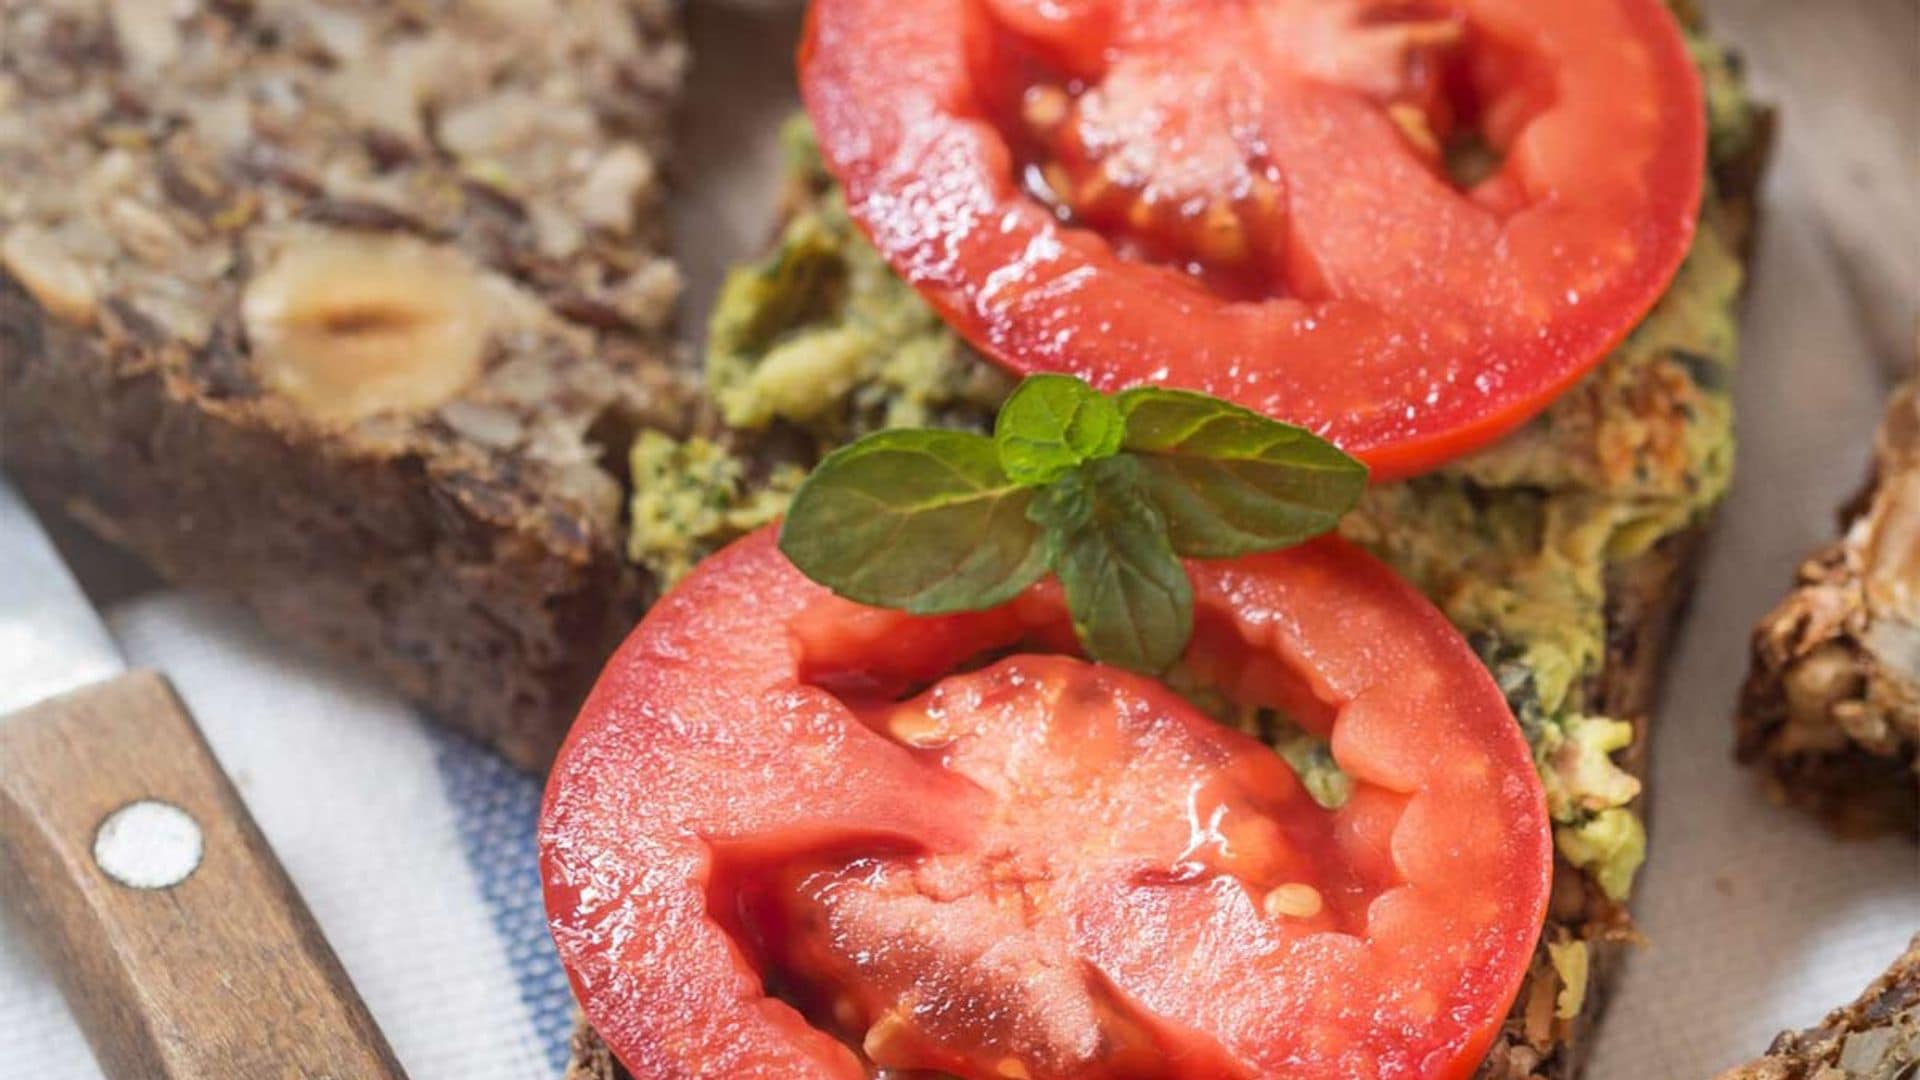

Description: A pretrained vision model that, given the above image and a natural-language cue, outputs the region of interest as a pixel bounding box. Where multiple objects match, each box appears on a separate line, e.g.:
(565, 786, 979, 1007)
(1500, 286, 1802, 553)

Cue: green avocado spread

(628, 28, 1763, 904)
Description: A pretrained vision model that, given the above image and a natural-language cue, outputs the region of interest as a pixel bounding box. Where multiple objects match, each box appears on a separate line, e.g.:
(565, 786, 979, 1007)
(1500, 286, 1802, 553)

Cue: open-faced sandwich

(548, 1, 1774, 1078)
(1736, 378, 1919, 838)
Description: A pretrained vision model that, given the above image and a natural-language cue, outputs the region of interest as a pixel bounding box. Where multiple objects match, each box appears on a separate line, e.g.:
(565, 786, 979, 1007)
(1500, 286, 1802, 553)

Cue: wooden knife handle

(0, 670, 407, 1080)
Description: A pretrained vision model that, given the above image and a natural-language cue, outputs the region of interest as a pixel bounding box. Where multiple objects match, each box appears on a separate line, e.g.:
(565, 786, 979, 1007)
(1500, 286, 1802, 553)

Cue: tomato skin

(799, 0, 1706, 479)
(541, 528, 1550, 1079)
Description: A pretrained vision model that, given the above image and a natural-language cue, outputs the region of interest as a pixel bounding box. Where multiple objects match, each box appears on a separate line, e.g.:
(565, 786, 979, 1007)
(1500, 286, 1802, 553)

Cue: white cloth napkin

(0, 594, 572, 1080)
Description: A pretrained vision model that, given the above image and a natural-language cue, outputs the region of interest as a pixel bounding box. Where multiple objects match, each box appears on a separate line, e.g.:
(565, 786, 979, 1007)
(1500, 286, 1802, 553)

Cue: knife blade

(0, 480, 125, 716)
(0, 477, 408, 1080)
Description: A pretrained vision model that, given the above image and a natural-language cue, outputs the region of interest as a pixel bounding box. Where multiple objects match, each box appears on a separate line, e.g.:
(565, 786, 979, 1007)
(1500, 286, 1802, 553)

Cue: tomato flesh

(766, 657, 1335, 1079)
(541, 528, 1552, 1079)
(799, 0, 1705, 478)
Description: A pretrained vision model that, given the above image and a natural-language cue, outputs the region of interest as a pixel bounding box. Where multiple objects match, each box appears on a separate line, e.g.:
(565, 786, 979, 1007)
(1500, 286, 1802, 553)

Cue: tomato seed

(1264, 882, 1324, 919)
(1022, 84, 1071, 137)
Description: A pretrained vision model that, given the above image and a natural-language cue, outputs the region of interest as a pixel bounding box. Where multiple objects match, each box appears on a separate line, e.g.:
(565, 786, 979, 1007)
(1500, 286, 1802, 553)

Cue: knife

(0, 478, 407, 1079)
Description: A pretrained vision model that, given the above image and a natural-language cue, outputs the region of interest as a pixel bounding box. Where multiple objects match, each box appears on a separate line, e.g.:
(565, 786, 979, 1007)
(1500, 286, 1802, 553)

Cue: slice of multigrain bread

(563, 6, 1774, 1078)
(1715, 936, 1920, 1080)
(0, 0, 689, 768)
(1736, 380, 1920, 837)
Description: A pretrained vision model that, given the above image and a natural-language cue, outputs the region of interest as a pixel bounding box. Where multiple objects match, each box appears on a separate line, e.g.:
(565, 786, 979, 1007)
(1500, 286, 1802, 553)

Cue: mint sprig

(777, 376, 1367, 673)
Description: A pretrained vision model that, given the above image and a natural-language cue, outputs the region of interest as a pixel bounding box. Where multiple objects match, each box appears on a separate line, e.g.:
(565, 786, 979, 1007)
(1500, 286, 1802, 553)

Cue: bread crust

(1476, 528, 1707, 1080)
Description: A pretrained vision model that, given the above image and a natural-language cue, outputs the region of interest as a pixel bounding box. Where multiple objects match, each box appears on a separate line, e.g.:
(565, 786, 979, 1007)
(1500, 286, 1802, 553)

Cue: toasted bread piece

(0, 0, 688, 768)
(1737, 381, 1920, 837)
(1716, 936, 1920, 1080)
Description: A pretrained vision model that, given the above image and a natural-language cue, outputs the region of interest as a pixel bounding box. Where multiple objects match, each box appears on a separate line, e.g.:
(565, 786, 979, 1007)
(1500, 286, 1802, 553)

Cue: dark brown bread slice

(1715, 935, 1920, 1080)
(1736, 381, 1920, 838)
(0, 0, 688, 768)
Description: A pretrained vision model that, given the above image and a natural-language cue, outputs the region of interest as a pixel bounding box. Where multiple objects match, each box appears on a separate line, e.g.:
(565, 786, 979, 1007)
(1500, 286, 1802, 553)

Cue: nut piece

(1858, 384, 1917, 682)
(2, 226, 100, 327)
(576, 144, 657, 235)
(1862, 453, 1919, 641)
(243, 231, 491, 425)
(108, 0, 183, 77)
(1781, 644, 1865, 744)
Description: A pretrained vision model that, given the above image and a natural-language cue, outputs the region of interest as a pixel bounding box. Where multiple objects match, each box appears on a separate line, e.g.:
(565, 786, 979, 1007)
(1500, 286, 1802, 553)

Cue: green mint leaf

(1116, 388, 1367, 558)
(777, 375, 1366, 672)
(778, 429, 1047, 613)
(994, 373, 1124, 485)
(1030, 457, 1193, 674)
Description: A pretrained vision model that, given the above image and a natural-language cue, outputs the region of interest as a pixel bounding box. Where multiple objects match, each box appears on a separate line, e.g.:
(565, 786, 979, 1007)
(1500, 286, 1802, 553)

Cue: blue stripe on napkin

(433, 731, 576, 1072)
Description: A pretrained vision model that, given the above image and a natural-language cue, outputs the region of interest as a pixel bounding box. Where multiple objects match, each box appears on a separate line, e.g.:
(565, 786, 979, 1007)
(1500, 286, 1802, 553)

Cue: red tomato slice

(798, 0, 1705, 479)
(541, 527, 1551, 1079)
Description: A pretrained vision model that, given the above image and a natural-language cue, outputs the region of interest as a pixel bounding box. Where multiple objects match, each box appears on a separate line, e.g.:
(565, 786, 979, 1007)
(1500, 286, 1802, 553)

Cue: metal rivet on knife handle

(93, 800, 204, 890)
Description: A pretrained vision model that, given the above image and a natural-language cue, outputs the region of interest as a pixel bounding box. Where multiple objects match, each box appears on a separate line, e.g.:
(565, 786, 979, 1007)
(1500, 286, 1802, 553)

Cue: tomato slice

(798, 0, 1705, 479)
(541, 527, 1551, 1079)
